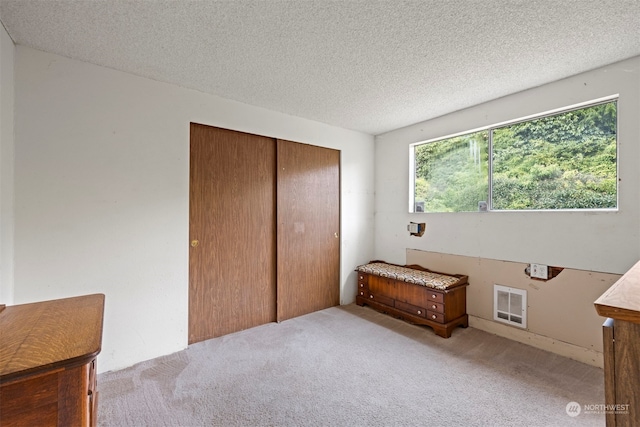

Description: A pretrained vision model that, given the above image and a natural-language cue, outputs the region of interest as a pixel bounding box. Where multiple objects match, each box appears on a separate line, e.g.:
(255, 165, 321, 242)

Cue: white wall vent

(494, 284, 527, 328)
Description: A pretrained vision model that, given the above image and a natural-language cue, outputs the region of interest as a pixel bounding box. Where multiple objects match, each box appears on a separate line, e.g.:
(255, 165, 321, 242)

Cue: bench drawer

(368, 293, 394, 307)
(427, 310, 445, 324)
(395, 300, 426, 317)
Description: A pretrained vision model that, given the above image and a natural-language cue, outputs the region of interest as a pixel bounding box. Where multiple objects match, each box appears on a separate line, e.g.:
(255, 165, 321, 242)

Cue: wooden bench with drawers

(355, 261, 469, 338)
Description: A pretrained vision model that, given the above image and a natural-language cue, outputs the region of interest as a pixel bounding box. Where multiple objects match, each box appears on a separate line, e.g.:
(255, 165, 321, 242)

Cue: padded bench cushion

(357, 262, 463, 290)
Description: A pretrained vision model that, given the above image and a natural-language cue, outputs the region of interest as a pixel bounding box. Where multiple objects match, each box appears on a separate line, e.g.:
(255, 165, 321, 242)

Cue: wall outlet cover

(530, 263, 549, 280)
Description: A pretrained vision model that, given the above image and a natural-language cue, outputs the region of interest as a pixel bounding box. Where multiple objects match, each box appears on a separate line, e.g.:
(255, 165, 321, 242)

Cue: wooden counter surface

(0, 294, 105, 383)
(595, 260, 640, 324)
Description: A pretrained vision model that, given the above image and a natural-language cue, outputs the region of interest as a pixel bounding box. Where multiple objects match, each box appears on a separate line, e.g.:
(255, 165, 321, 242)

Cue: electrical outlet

(530, 263, 549, 280)
(408, 223, 419, 233)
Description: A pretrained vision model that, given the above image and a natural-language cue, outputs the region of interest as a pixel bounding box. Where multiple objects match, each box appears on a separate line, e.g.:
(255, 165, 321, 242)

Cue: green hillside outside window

(414, 131, 488, 212)
(412, 99, 617, 212)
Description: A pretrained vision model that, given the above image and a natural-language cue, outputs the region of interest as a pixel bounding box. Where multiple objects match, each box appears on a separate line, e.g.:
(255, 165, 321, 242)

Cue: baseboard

(469, 315, 604, 368)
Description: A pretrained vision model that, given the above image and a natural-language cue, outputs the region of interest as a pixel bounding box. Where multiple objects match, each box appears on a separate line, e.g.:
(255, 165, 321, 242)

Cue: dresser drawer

(88, 360, 98, 427)
(368, 293, 394, 307)
(426, 291, 444, 304)
(88, 359, 97, 397)
(427, 301, 445, 313)
(0, 371, 58, 422)
(395, 300, 426, 317)
(427, 310, 445, 323)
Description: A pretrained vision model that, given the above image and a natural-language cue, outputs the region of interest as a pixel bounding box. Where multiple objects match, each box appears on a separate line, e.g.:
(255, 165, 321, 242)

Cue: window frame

(409, 95, 619, 213)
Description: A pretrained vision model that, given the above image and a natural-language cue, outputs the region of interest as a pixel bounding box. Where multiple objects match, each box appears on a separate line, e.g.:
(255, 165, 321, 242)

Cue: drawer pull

(360, 283, 364, 287)
(432, 294, 437, 299)
(360, 275, 363, 279)
(431, 314, 437, 319)
(432, 305, 437, 309)
(360, 291, 364, 296)
(370, 295, 374, 299)
(417, 310, 422, 315)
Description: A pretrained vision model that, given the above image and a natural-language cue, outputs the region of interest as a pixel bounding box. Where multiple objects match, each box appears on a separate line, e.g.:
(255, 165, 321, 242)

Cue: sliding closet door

(189, 124, 277, 344)
(276, 140, 340, 322)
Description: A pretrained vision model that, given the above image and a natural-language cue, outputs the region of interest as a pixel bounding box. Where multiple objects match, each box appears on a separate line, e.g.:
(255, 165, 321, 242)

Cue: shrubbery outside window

(411, 98, 618, 213)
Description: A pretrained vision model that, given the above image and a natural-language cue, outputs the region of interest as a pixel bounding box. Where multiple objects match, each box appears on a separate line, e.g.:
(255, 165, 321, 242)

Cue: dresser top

(595, 260, 640, 324)
(0, 294, 104, 382)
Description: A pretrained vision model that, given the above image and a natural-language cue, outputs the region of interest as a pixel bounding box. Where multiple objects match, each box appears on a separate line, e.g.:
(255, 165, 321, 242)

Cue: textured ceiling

(1, 1, 639, 135)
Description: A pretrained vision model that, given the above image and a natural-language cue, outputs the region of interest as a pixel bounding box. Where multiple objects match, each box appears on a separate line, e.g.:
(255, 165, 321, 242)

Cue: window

(411, 98, 617, 212)
(413, 131, 488, 212)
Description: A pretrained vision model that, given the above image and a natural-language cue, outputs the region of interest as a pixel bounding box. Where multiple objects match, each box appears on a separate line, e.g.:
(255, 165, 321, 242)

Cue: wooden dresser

(0, 294, 105, 427)
(595, 261, 640, 427)
(356, 261, 468, 338)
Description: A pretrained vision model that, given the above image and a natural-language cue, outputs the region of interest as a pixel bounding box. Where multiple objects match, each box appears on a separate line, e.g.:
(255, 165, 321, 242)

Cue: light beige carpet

(98, 304, 605, 426)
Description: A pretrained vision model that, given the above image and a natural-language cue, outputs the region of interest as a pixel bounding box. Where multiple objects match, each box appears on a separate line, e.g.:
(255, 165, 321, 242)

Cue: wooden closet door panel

(276, 140, 340, 322)
(189, 123, 276, 344)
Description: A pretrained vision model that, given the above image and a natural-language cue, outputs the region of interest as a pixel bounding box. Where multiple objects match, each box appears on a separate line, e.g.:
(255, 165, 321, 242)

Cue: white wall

(13, 46, 375, 372)
(0, 21, 14, 305)
(375, 56, 640, 275)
